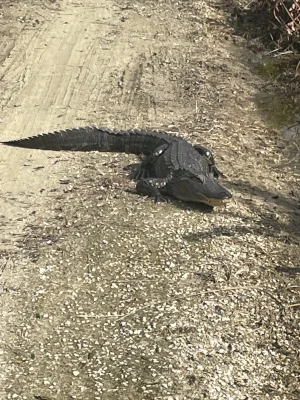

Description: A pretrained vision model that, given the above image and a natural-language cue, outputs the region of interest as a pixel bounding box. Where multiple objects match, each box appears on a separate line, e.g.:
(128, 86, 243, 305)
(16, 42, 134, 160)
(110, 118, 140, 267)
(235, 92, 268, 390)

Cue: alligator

(2, 126, 232, 207)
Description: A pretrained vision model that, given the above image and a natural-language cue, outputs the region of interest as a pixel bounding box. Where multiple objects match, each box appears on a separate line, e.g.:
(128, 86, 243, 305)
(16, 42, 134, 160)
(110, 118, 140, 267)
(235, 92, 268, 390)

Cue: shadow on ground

(182, 176, 300, 244)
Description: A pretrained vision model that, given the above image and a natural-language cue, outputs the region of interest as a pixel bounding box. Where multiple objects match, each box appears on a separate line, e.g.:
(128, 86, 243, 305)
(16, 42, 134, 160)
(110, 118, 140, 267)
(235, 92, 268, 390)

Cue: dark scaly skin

(2, 126, 232, 206)
(193, 145, 226, 179)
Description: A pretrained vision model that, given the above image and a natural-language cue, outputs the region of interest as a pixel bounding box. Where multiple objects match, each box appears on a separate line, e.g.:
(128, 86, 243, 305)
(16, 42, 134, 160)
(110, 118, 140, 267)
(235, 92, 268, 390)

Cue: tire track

(0, 1, 117, 244)
(0, 0, 177, 243)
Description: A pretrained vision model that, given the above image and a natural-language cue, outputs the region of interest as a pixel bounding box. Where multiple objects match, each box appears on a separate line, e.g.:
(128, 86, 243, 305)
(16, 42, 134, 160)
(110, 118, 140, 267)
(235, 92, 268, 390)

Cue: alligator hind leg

(126, 143, 169, 181)
(124, 162, 155, 180)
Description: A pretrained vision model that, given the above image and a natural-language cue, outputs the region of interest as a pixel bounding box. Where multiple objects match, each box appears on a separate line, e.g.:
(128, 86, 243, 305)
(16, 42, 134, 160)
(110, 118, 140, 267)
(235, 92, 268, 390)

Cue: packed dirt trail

(0, 0, 160, 244)
(0, 0, 299, 399)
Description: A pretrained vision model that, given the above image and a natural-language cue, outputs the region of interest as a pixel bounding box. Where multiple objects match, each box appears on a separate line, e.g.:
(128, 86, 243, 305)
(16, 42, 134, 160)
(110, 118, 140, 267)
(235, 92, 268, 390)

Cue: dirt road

(0, 0, 299, 399)
(0, 0, 164, 244)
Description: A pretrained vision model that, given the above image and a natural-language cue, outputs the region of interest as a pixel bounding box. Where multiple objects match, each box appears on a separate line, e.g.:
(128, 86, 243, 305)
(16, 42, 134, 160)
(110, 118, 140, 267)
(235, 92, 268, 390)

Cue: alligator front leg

(136, 177, 170, 202)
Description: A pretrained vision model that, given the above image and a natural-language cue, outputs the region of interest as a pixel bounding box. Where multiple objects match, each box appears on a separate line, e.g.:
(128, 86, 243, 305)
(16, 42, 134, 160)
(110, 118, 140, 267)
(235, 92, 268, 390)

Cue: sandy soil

(0, 0, 299, 399)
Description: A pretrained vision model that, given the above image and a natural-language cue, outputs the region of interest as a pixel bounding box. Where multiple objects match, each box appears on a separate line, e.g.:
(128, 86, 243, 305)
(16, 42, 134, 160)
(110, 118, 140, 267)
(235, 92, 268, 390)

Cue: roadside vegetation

(234, 0, 300, 157)
(235, 0, 299, 52)
(234, 0, 299, 87)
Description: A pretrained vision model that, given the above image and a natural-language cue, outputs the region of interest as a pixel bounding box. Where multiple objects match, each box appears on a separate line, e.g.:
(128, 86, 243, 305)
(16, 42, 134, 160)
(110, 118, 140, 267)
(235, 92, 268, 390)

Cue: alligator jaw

(200, 196, 231, 207)
(195, 189, 232, 207)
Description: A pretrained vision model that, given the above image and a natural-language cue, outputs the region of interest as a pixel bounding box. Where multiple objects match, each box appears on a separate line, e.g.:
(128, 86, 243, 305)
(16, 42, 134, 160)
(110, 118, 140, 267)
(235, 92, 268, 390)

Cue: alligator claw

(154, 195, 169, 203)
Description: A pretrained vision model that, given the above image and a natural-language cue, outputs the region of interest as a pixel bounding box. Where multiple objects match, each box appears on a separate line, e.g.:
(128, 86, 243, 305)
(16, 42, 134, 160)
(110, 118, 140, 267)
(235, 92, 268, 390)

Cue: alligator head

(166, 170, 232, 207)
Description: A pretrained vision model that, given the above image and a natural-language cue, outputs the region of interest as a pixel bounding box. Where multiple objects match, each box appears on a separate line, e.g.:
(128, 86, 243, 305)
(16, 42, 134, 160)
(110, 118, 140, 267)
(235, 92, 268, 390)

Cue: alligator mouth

(177, 190, 232, 206)
(197, 193, 232, 207)
(203, 197, 231, 207)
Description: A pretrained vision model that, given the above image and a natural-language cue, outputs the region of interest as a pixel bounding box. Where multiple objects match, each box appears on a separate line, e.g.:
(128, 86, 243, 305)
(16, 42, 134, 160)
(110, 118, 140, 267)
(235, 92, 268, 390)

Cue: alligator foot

(124, 163, 153, 180)
(154, 194, 169, 203)
(136, 178, 168, 202)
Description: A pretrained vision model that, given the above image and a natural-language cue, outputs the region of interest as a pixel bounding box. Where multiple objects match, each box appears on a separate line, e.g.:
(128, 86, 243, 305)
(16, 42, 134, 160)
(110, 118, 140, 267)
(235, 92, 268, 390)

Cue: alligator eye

(195, 175, 205, 183)
(205, 151, 215, 163)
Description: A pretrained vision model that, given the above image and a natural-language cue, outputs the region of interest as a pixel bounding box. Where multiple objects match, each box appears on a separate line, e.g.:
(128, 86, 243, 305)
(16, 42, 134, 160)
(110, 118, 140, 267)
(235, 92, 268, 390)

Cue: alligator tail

(2, 126, 173, 155)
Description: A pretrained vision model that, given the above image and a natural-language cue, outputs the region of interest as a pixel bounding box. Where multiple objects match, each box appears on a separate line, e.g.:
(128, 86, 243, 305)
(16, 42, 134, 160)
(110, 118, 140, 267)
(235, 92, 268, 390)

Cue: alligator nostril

(221, 191, 232, 199)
